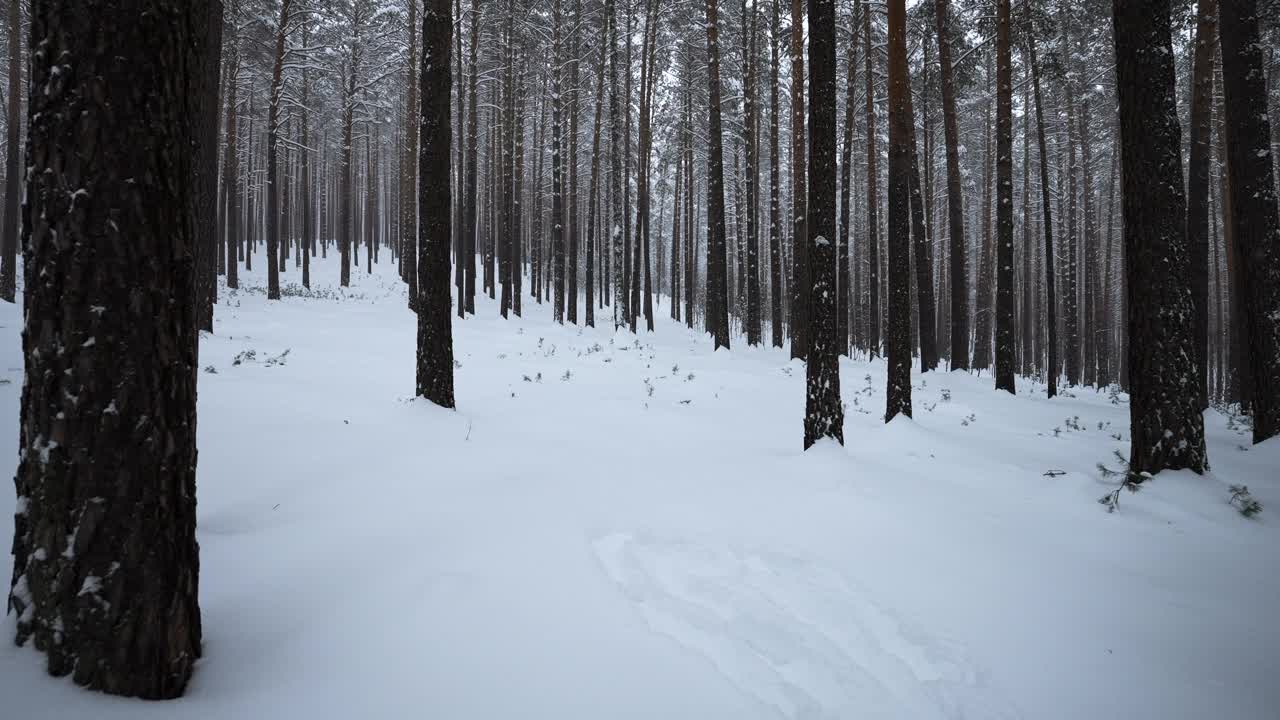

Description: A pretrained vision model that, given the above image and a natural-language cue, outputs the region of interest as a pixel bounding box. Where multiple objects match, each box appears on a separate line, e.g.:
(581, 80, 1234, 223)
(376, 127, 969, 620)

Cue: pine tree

(416, 0, 456, 408)
(935, 0, 968, 370)
(10, 0, 218, 697)
(884, 0, 911, 420)
(705, 0, 731, 350)
(803, 0, 843, 446)
(1218, 0, 1280, 444)
(1111, 0, 1205, 476)
(993, 0, 1015, 394)
(0, 0, 18, 303)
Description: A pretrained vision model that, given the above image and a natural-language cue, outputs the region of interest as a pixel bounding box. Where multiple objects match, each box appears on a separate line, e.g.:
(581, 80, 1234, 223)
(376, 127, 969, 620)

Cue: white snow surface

(1, 257, 1278, 719)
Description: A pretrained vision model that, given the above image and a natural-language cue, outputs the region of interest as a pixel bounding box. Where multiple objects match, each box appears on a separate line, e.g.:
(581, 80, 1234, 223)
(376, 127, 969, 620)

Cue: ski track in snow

(594, 532, 1020, 719)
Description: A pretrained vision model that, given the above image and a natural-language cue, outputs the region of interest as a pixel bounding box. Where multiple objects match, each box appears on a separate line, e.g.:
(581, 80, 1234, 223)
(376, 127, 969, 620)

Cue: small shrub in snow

(1097, 451, 1147, 513)
(561, 370, 573, 382)
(940, 388, 952, 403)
(1229, 485, 1263, 518)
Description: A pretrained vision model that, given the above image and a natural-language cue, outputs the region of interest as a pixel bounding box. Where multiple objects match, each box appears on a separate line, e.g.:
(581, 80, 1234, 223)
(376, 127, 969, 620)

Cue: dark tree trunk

(904, 58, 937, 372)
(789, 0, 807, 358)
(463, 3, 479, 315)
(1219, 0, 1280, 443)
(567, 0, 582, 324)
(973, 62, 994, 371)
(1112, 0, 1206, 476)
(837, 4, 856, 355)
(265, 0, 292, 301)
(405, 0, 419, 309)
(1024, 6, 1057, 398)
(884, 0, 911, 420)
(551, 0, 566, 324)
(0, 0, 19, 302)
(769, 0, 783, 347)
(10, 0, 216, 697)
(340, 38, 358, 288)
(585, 24, 607, 328)
(196, 0, 223, 333)
(743, 0, 761, 345)
(864, 1, 880, 357)
(300, 40, 312, 290)
(803, 0, 843, 446)
(993, 0, 1015, 393)
(705, 0, 730, 349)
(609, 0, 625, 328)
(416, 0, 455, 408)
(223, 36, 241, 291)
(935, 0, 967, 369)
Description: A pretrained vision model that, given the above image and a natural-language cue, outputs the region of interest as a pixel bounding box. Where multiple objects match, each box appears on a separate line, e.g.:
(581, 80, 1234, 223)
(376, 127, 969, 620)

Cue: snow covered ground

(2, 256, 1277, 719)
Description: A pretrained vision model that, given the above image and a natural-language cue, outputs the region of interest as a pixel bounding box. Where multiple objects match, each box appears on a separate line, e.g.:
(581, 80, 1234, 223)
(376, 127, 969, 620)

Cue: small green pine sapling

(1229, 485, 1263, 518)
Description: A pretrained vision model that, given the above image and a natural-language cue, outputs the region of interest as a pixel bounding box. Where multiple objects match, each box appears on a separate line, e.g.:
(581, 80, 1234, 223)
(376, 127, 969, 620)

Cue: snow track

(595, 532, 1019, 719)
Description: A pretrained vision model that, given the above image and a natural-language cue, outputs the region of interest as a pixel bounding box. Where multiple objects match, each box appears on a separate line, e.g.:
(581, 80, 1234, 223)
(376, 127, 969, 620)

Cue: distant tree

(935, 0, 968, 370)
(993, 0, 1015, 394)
(768, 0, 784, 347)
(1, 0, 20, 302)
(705, 0, 730, 350)
(10, 0, 218, 697)
(1112, 0, 1206, 476)
(1185, 0, 1216, 410)
(1023, 2, 1057, 398)
(789, 0, 807, 359)
(884, 0, 911, 420)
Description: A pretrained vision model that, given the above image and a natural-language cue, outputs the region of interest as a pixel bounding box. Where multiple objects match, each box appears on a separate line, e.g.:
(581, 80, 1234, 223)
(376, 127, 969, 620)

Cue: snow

(2, 256, 1278, 719)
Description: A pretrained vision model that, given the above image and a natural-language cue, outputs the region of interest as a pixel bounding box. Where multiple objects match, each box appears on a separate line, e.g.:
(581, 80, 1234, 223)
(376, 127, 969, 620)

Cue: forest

(1, 0, 1278, 717)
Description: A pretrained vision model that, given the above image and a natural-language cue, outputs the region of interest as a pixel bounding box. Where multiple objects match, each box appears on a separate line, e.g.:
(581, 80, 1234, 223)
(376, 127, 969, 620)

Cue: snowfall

(1, 255, 1277, 720)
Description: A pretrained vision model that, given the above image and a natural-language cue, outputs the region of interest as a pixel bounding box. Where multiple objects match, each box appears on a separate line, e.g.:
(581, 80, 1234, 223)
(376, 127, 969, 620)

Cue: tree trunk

(11, 0, 216, 697)
(223, 35, 241, 291)
(864, 1, 880, 357)
(1218, 0, 1280, 443)
(993, 0, 1015, 393)
(789, 0, 807, 358)
(405, 0, 419, 309)
(416, 0, 455, 408)
(884, 0, 912, 420)
(463, 3, 479, 315)
(837, 4, 857, 355)
(1024, 6, 1057, 398)
(705, 0, 731, 349)
(935, 0, 968, 369)
(0, 0, 20, 302)
(803, 0, 843, 446)
(1112, 0, 1206, 476)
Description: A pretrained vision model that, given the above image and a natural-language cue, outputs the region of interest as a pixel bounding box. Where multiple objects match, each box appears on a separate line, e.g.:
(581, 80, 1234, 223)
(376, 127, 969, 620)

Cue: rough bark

(705, 0, 730, 349)
(789, 0, 807, 358)
(1218, 0, 1280, 443)
(1112, 0, 1206, 476)
(993, 0, 1015, 393)
(0, 0, 19, 302)
(10, 0, 214, 697)
(416, 0, 456, 408)
(935, 0, 968, 369)
(884, 0, 911, 420)
(803, 0, 843, 446)
(1024, 6, 1057, 397)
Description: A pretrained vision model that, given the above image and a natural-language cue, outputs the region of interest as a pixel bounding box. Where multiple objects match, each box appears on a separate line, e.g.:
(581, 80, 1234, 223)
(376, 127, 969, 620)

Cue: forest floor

(1, 255, 1278, 719)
